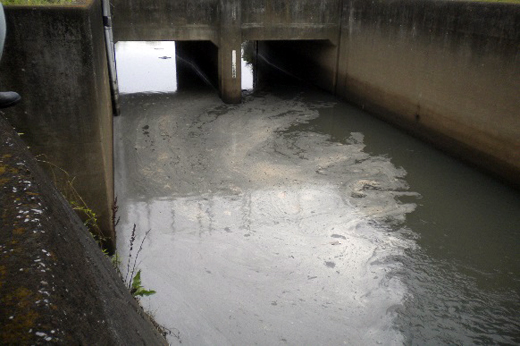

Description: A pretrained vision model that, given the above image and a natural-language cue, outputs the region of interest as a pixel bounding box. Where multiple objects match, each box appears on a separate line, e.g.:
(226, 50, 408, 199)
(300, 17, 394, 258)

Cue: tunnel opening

(114, 40, 221, 95)
(114, 40, 337, 98)
(115, 41, 178, 94)
(253, 40, 339, 94)
(175, 41, 219, 91)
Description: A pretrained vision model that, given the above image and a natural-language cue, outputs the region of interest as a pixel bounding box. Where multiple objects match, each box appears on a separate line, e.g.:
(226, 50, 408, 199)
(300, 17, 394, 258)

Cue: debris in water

(324, 261, 336, 268)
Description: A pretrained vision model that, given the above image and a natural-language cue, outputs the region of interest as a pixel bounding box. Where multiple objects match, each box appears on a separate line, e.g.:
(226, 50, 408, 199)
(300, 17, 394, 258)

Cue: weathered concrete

(218, 0, 242, 103)
(241, 0, 341, 42)
(335, 0, 520, 188)
(111, 0, 220, 44)
(0, 116, 167, 345)
(111, 0, 341, 43)
(247, 0, 520, 187)
(0, 0, 115, 246)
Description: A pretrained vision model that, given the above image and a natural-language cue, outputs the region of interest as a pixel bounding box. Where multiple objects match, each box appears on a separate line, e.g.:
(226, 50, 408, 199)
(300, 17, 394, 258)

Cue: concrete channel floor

(113, 85, 420, 345)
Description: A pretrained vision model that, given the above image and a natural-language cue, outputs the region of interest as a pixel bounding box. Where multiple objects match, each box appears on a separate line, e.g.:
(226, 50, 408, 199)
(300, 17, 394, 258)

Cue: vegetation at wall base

(2, 0, 82, 5)
(123, 224, 156, 298)
(35, 158, 156, 299)
(36, 157, 110, 249)
(130, 270, 156, 297)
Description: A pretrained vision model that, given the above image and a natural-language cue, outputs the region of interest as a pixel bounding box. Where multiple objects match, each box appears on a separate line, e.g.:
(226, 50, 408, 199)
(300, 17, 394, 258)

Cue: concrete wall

(241, 0, 341, 41)
(112, 0, 341, 43)
(0, 0, 115, 246)
(112, 0, 220, 43)
(336, 0, 520, 187)
(0, 116, 166, 345)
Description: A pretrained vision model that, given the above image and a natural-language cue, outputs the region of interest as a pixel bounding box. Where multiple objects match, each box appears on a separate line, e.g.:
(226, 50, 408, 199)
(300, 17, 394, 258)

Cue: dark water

(114, 42, 520, 345)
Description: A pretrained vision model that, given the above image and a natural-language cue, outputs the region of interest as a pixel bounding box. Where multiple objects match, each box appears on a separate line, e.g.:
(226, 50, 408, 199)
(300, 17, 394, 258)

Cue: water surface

(114, 41, 520, 345)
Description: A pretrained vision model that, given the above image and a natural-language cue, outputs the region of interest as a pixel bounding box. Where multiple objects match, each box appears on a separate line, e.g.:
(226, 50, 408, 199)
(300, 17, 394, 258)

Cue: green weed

(123, 224, 155, 297)
(130, 270, 156, 297)
(36, 158, 156, 300)
(36, 157, 110, 250)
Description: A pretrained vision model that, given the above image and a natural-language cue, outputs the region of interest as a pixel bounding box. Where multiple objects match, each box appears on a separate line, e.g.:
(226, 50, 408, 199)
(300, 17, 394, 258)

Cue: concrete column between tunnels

(219, 0, 241, 104)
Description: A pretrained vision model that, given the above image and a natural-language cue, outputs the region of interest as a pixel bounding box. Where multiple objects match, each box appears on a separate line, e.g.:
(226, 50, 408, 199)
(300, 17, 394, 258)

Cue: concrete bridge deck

(111, 0, 343, 103)
(112, 0, 341, 43)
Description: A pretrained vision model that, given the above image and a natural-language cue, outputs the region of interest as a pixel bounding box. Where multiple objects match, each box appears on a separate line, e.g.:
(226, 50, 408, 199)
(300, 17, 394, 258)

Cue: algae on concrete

(2, 0, 81, 5)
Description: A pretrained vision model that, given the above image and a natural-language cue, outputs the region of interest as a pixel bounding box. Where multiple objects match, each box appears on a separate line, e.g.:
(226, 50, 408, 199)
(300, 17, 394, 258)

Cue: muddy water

(114, 42, 520, 345)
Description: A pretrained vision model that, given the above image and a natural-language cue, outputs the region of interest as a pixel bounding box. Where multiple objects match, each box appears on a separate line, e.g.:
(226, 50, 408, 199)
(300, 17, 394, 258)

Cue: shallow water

(114, 42, 520, 345)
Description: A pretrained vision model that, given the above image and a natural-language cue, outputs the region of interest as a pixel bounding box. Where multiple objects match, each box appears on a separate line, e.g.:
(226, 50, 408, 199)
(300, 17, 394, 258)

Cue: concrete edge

(0, 115, 167, 345)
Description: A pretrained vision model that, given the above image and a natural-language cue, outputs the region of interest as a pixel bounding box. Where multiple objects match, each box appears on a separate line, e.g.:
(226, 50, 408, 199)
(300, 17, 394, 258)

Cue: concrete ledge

(0, 116, 166, 345)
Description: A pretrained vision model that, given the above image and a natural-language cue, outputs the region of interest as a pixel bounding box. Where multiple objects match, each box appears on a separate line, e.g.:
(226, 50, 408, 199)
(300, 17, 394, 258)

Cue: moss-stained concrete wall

(336, 0, 520, 187)
(241, 0, 341, 41)
(0, 0, 115, 245)
(0, 116, 166, 345)
(112, 0, 220, 43)
(111, 0, 342, 43)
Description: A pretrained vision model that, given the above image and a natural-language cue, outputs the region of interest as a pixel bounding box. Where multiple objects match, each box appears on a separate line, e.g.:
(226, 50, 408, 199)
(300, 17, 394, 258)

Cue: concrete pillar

(334, 0, 350, 97)
(219, 0, 241, 104)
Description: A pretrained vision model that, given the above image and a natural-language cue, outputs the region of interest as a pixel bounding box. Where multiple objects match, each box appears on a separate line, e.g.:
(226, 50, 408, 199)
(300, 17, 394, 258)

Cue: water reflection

(116, 41, 255, 94)
(118, 185, 411, 345)
(115, 41, 177, 94)
(242, 41, 254, 90)
(114, 86, 422, 344)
